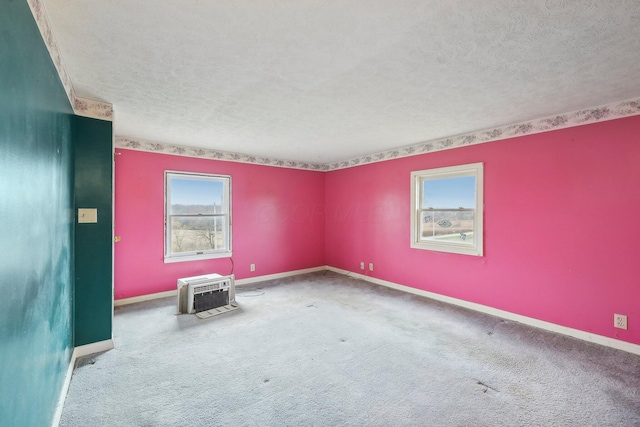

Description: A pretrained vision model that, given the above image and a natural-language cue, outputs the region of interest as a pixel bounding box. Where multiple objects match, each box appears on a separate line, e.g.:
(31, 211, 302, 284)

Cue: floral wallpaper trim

(74, 97, 114, 121)
(115, 137, 329, 171)
(116, 97, 640, 172)
(328, 97, 640, 171)
(27, 0, 74, 105)
(25, 1, 639, 166)
(27, 0, 113, 121)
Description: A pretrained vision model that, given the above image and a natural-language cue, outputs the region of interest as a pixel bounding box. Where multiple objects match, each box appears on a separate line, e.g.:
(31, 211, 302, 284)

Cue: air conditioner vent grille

(193, 280, 227, 295)
(176, 274, 236, 315)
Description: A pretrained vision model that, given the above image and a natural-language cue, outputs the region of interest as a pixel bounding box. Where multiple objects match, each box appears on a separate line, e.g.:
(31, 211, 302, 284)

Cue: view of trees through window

(166, 173, 230, 258)
(411, 163, 483, 256)
(170, 205, 225, 253)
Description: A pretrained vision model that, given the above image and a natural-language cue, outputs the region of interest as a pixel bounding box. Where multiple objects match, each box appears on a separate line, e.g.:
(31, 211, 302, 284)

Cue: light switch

(78, 208, 98, 223)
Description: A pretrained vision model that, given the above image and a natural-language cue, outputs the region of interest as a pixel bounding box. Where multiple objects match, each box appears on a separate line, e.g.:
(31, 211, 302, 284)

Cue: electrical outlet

(250, 264, 255, 272)
(360, 262, 365, 270)
(369, 263, 374, 271)
(614, 314, 627, 330)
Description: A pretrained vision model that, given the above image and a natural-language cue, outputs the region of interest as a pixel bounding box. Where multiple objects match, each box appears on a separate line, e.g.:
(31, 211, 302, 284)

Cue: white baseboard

(114, 289, 177, 307)
(235, 266, 326, 286)
(111, 265, 640, 355)
(51, 265, 640, 427)
(51, 338, 115, 426)
(114, 267, 327, 306)
(74, 339, 115, 358)
(326, 266, 640, 356)
(51, 347, 78, 427)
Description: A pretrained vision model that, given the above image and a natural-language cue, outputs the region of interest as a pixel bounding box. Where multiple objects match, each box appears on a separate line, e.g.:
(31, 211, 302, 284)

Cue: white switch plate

(78, 208, 97, 223)
(369, 263, 374, 271)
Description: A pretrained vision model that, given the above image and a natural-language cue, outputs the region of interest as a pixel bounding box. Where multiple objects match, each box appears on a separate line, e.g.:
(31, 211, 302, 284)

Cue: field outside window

(165, 172, 231, 262)
(411, 163, 483, 256)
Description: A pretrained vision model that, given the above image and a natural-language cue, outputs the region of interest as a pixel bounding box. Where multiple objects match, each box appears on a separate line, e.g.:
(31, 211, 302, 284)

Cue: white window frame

(410, 162, 483, 256)
(164, 171, 232, 263)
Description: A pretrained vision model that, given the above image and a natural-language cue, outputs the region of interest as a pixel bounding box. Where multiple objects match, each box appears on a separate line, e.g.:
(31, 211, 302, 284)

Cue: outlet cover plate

(614, 314, 628, 330)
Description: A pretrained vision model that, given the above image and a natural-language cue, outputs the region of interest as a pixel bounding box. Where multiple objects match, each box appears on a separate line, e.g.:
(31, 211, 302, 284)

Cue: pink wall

(114, 149, 325, 299)
(115, 116, 640, 346)
(325, 116, 640, 345)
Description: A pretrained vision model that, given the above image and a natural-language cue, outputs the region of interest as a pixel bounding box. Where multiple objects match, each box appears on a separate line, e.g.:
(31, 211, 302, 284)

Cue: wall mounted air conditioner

(177, 273, 237, 316)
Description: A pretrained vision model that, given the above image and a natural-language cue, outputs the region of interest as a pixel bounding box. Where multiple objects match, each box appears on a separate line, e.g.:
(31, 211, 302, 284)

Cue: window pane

(170, 216, 226, 253)
(419, 209, 474, 243)
(422, 176, 476, 209)
(411, 162, 483, 256)
(169, 178, 225, 214)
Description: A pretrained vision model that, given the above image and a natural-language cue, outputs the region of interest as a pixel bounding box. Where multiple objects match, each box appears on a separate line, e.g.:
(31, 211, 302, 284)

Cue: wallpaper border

(329, 98, 640, 170)
(28, 1, 640, 169)
(115, 136, 329, 171)
(27, 0, 113, 121)
(116, 97, 640, 171)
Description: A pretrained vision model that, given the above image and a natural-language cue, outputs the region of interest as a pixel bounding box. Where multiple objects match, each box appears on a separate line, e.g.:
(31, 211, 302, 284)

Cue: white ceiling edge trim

(29, 0, 639, 168)
(27, 0, 113, 122)
(116, 96, 640, 172)
(115, 136, 329, 171)
(329, 97, 640, 171)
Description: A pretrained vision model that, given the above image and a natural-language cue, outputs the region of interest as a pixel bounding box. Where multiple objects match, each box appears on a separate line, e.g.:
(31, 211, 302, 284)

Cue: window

(165, 171, 231, 263)
(411, 163, 483, 256)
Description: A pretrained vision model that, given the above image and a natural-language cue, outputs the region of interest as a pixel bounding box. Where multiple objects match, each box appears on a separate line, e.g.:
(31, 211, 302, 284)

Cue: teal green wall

(0, 0, 75, 425)
(74, 117, 113, 346)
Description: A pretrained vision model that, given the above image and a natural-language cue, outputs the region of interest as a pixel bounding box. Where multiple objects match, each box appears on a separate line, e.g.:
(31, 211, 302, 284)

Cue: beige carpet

(60, 272, 640, 426)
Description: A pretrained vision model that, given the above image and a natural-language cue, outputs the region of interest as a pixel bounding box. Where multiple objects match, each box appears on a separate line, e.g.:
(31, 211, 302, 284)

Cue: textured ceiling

(43, 0, 640, 164)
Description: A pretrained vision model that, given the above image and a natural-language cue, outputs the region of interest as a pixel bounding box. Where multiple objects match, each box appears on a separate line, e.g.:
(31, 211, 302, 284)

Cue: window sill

(411, 241, 482, 256)
(164, 252, 232, 264)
